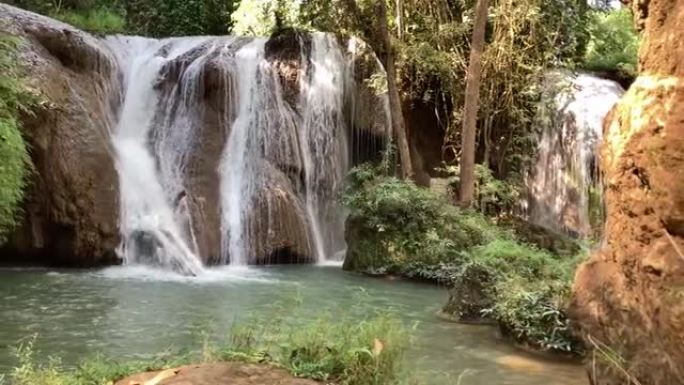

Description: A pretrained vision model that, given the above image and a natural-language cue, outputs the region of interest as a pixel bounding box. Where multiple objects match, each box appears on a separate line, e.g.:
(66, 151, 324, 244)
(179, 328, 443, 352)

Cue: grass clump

(50, 7, 126, 35)
(0, 36, 31, 245)
(221, 311, 408, 385)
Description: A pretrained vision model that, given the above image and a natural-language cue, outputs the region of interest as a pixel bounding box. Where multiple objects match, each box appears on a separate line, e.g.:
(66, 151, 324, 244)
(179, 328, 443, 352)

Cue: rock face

(0, 4, 120, 266)
(570, 1, 684, 384)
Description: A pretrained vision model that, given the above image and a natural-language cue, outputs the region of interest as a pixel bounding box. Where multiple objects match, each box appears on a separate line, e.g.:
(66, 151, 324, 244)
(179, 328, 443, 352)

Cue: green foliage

(583, 8, 639, 77)
(9, 336, 191, 385)
(50, 6, 125, 34)
(0, 36, 31, 245)
(442, 164, 521, 216)
(455, 240, 583, 353)
(492, 277, 580, 353)
(8, 0, 236, 37)
(125, 0, 237, 37)
(6, 0, 127, 34)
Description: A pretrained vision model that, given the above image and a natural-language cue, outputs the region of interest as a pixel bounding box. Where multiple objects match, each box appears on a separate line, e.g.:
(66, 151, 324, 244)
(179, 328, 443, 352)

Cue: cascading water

(526, 72, 624, 237)
(105, 36, 211, 275)
(298, 33, 350, 262)
(100, 32, 390, 272)
(219, 38, 276, 266)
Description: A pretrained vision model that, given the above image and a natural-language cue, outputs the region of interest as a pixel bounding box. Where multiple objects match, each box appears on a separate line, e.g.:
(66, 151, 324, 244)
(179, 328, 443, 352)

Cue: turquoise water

(0, 265, 585, 384)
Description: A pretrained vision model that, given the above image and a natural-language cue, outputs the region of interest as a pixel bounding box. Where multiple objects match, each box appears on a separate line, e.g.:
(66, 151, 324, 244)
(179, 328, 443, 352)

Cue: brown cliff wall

(570, 1, 684, 383)
(0, 4, 120, 266)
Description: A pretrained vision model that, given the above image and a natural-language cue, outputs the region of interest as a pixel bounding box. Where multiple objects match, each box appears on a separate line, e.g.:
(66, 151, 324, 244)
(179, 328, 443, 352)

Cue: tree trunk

(377, 1, 413, 179)
(459, 0, 488, 207)
(396, 0, 404, 40)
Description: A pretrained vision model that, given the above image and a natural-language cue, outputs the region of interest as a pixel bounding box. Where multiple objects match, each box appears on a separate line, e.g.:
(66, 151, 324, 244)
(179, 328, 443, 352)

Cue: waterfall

(100, 32, 390, 271)
(298, 33, 350, 262)
(526, 72, 624, 237)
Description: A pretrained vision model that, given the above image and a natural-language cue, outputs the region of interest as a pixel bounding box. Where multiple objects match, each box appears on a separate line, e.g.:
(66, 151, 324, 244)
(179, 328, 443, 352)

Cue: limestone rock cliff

(0, 4, 120, 266)
(570, 1, 684, 383)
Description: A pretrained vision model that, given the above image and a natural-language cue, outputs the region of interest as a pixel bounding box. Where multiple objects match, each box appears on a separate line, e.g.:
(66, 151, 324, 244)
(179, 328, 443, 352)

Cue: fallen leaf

(372, 338, 384, 356)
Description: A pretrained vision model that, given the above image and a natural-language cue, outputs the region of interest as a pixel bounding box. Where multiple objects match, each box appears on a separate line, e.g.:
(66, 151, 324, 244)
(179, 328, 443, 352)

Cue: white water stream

(527, 72, 624, 236)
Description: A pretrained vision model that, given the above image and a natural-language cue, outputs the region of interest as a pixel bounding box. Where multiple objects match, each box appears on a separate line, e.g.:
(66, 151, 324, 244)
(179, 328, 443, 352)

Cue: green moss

(0, 36, 31, 245)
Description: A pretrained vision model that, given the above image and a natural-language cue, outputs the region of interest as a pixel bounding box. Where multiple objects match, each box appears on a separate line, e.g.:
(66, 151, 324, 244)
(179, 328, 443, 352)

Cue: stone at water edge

(115, 363, 321, 385)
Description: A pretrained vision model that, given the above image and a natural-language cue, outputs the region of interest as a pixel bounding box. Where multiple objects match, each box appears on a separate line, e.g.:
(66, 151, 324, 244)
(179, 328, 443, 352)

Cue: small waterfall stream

(101, 33, 389, 272)
(106, 36, 207, 276)
(298, 33, 349, 262)
(526, 72, 625, 237)
(219, 38, 270, 266)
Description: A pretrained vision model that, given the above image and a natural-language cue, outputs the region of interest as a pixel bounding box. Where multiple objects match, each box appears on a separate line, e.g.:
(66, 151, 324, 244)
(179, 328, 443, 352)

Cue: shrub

(467, 241, 582, 352)
(0, 36, 31, 245)
(442, 164, 523, 217)
(492, 277, 581, 353)
(583, 8, 639, 77)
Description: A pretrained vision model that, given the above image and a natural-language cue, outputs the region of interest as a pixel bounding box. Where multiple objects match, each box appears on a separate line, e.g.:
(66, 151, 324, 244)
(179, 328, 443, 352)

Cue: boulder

(0, 4, 120, 266)
(570, 1, 684, 383)
(115, 363, 320, 385)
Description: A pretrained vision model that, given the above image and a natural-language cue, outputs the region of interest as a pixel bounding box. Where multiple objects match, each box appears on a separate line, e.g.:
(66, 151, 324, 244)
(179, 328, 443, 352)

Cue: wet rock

(0, 4, 120, 266)
(244, 162, 314, 265)
(570, 1, 684, 383)
(265, 29, 309, 109)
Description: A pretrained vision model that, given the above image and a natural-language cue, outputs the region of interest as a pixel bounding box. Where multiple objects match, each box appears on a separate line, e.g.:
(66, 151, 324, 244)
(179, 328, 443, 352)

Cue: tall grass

(221, 312, 408, 385)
